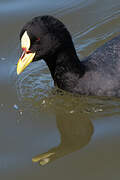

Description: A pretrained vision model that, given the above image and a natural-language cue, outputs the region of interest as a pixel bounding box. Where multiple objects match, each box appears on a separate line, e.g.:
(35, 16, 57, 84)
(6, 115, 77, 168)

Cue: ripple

(73, 8, 120, 57)
(15, 61, 53, 101)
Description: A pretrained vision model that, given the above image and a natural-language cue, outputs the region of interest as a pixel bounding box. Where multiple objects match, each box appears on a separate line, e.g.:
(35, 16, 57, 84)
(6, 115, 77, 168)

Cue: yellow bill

(17, 52, 35, 75)
(17, 31, 36, 75)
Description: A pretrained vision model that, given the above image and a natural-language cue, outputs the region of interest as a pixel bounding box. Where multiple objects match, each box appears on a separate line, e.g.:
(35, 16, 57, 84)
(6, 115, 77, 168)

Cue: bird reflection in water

(16, 73, 94, 166)
(32, 98, 93, 165)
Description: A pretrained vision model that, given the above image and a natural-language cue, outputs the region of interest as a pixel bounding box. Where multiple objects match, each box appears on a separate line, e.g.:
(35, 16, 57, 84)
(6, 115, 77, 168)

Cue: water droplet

(70, 110, 74, 114)
(13, 104, 19, 110)
(19, 111, 23, 115)
(41, 100, 45, 105)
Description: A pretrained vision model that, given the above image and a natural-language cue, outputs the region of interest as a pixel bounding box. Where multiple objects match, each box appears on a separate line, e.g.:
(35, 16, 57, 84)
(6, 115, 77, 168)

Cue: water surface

(0, 0, 120, 179)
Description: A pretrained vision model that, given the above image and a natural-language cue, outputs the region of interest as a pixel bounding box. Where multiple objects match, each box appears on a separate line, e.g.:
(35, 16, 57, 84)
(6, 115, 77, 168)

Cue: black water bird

(17, 15, 120, 96)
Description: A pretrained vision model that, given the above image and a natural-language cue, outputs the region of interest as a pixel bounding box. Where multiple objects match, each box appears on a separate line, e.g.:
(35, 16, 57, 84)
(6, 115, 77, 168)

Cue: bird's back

(85, 34, 120, 72)
(74, 34, 120, 96)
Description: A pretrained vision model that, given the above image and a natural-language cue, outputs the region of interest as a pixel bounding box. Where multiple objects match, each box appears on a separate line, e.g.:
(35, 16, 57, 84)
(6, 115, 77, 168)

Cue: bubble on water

(92, 107, 103, 113)
(69, 110, 74, 114)
(13, 104, 19, 110)
(41, 100, 46, 105)
(19, 111, 23, 115)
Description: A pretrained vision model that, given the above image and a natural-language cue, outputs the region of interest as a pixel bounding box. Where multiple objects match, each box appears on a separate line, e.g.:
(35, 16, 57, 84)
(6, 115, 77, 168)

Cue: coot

(17, 15, 120, 96)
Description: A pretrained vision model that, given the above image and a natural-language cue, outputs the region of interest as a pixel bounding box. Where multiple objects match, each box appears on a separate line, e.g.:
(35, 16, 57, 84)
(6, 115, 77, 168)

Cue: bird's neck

(45, 48, 85, 91)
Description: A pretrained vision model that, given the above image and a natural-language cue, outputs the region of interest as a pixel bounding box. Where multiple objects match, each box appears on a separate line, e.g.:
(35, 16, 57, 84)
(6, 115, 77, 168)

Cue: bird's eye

(30, 37, 40, 44)
(36, 38, 40, 42)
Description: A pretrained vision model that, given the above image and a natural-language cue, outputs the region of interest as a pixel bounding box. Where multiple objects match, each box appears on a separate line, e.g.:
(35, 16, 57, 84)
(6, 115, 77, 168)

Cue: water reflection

(30, 92, 120, 166)
(16, 63, 119, 166)
(32, 106, 93, 165)
(16, 69, 94, 165)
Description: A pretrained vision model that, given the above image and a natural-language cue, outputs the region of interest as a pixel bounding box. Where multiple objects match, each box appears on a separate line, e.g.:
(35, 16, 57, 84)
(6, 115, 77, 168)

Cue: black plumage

(19, 15, 120, 96)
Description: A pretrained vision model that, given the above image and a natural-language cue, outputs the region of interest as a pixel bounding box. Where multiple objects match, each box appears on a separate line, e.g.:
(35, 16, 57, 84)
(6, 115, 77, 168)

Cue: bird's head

(17, 15, 72, 75)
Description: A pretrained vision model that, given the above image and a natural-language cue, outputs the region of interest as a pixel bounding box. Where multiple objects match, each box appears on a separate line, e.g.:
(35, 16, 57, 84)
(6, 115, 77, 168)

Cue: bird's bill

(17, 31, 35, 75)
(17, 51, 35, 75)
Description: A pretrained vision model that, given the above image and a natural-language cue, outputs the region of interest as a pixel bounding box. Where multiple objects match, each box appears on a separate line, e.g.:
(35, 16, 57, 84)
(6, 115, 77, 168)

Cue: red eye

(36, 38, 40, 42)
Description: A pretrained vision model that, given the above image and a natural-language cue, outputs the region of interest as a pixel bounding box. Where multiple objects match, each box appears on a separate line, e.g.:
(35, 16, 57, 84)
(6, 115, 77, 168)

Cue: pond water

(0, 0, 120, 179)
